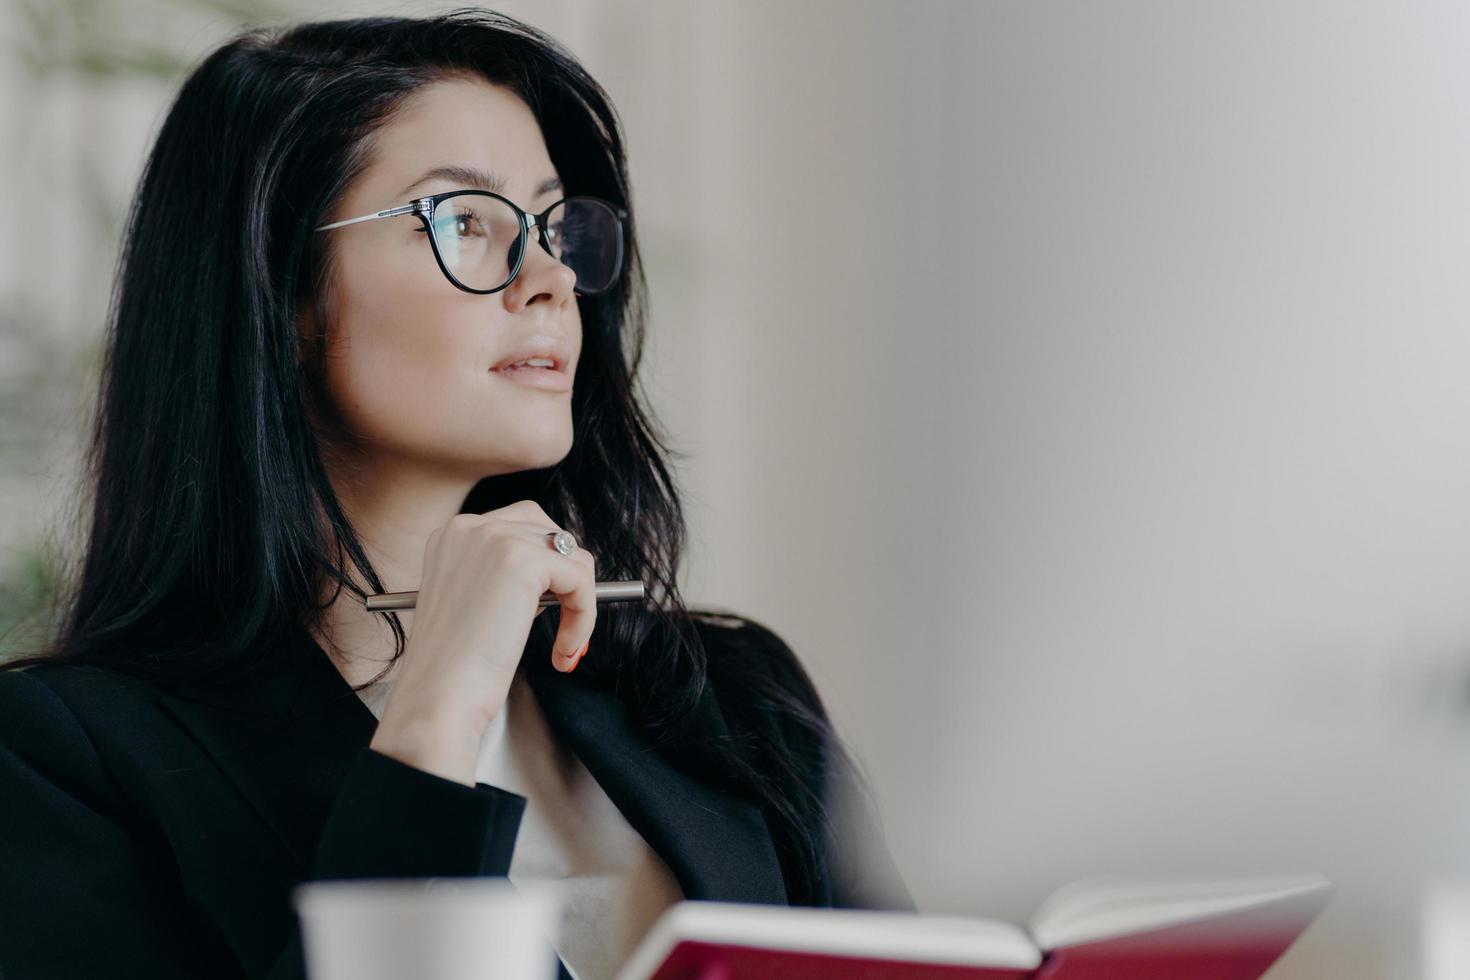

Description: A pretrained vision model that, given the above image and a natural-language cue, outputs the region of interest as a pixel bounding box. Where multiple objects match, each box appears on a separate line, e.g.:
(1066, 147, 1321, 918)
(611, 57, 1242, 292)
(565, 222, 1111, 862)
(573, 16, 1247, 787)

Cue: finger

(493, 500, 560, 528)
(535, 544, 597, 673)
(508, 518, 584, 554)
(509, 523, 593, 573)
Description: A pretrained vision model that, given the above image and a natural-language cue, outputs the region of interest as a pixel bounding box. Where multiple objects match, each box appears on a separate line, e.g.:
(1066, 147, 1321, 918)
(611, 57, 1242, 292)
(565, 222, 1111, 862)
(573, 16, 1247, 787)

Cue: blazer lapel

(524, 651, 788, 905)
(153, 621, 788, 905)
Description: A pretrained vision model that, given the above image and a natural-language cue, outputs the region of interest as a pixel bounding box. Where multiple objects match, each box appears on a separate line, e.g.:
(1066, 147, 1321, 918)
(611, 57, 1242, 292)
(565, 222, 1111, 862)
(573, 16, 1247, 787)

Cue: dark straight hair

(0, 8, 876, 907)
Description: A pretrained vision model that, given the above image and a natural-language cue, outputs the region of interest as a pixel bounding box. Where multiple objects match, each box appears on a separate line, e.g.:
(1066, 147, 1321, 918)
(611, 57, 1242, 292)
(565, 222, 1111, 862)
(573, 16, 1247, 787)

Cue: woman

(0, 9, 913, 979)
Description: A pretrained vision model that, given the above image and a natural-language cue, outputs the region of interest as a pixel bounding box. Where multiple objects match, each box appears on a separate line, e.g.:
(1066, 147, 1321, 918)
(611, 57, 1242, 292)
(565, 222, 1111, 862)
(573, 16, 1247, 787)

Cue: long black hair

(1, 8, 876, 907)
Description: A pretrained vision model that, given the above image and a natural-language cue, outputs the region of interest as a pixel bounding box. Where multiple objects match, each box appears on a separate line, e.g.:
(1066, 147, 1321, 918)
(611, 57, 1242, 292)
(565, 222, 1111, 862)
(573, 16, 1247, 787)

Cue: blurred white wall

(10, 1, 1470, 977)
(538, 3, 1470, 977)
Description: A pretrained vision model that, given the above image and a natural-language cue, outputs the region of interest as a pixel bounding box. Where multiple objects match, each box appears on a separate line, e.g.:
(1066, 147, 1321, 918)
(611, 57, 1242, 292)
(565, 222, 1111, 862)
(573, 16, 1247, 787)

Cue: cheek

(322, 240, 485, 446)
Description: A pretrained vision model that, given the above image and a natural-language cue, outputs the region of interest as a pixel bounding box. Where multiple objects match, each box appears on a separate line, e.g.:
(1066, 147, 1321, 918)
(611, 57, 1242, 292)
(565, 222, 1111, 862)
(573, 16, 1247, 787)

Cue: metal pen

(364, 579, 645, 613)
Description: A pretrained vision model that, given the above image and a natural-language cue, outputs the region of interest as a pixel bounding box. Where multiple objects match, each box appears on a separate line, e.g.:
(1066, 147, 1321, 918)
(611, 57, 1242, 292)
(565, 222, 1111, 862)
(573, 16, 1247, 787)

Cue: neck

(312, 455, 478, 688)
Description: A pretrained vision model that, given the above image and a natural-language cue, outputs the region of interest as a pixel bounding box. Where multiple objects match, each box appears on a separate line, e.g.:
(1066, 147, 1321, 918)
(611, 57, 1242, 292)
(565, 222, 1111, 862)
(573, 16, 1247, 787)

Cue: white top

(355, 665, 686, 980)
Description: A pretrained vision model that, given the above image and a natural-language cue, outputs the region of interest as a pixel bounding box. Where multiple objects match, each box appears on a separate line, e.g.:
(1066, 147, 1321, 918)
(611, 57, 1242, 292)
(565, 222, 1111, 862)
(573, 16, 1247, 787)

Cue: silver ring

(547, 530, 577, 556)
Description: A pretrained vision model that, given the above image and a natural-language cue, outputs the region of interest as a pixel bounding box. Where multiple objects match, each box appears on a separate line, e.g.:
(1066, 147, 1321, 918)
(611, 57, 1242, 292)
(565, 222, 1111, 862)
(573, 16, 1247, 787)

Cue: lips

(490, 342, 570, 373)
(492, 356, 562, 373)
(495, 358, 558, 372)
(490, 360, 573, 392)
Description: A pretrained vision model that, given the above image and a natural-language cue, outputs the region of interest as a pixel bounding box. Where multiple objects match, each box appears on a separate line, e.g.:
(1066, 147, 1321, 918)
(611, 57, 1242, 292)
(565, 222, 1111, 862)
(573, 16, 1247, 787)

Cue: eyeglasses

(314, 189, 628, 296)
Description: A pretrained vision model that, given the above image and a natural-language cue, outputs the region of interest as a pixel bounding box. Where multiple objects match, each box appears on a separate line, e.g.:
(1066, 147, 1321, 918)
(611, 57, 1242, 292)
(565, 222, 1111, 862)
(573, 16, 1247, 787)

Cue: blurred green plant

(16, 0, 288, 81)
(0, 544, 66, 662)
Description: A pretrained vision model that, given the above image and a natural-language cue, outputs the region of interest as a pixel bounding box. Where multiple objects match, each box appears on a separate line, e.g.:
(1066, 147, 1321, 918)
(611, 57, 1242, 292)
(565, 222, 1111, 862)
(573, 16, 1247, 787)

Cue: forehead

(362, 76, 558, 200)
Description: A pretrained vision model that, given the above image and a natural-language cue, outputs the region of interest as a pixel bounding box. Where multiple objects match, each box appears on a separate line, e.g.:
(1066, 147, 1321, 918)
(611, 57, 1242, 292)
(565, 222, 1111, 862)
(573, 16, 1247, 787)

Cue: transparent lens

(428, 193, 623, 293)
(549, 198, 624, 294)
(430, 194, 519, 291)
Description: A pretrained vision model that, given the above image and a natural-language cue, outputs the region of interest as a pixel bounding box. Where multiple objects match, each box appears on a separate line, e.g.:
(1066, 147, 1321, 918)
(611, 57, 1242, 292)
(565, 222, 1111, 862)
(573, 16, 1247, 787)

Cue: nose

(503, 217, 577, 311)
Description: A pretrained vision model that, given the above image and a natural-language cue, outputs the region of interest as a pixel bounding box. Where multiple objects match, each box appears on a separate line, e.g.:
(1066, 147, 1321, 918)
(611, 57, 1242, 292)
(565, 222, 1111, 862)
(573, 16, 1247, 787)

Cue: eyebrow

(397, 165, 563, 201)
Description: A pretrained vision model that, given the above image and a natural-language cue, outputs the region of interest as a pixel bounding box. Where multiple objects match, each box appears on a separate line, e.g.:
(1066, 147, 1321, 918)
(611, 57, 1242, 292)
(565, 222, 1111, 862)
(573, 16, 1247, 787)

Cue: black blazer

(0, 616, 913, 979)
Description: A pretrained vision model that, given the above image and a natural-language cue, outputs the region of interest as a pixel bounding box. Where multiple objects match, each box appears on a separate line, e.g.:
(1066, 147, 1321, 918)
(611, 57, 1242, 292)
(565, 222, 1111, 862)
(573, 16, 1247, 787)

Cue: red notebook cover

(617, 875, 1331, 980)
(636, 917, 1307, 980)
(1032, 884, 1327, 980)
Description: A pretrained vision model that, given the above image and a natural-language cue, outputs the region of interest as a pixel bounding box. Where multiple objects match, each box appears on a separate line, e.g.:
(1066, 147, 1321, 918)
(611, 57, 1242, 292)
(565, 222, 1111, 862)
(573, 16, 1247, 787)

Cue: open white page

(1029, 873, 1332, 951)
(614, 901, 1041, 980)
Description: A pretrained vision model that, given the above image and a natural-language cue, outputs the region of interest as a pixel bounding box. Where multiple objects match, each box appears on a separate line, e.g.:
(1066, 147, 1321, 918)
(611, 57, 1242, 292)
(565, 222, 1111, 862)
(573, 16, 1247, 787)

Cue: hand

(368, 501, 596, 785)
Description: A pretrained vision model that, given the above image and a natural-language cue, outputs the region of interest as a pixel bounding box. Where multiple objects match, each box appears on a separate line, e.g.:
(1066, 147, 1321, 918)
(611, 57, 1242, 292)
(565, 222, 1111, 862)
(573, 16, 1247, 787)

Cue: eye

(434, 205, 487, 239)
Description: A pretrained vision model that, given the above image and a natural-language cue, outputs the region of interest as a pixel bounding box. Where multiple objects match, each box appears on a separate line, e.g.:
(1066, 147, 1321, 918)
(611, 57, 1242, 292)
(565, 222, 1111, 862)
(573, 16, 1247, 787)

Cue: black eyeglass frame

(314, 189, 629, 296)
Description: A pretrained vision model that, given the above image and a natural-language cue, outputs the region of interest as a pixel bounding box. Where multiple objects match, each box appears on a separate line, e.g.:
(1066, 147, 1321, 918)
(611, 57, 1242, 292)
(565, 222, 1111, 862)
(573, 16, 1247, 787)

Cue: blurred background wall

(6, 1, 1470, 977)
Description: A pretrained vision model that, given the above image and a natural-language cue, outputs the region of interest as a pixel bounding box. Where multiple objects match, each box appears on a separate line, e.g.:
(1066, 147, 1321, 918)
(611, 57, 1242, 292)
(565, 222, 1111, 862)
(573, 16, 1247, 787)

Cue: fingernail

(558, 640, 587, 672)
(570, 640, 589, 670)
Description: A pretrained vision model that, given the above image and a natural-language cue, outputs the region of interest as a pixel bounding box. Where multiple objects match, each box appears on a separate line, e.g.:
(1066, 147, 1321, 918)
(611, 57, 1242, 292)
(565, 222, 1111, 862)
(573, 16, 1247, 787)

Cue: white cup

(293, 877, 562, 980)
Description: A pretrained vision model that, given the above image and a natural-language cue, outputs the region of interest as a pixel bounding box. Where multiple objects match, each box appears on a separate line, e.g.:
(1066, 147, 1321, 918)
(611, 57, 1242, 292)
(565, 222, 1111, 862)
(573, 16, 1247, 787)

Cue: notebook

(612, 873, 1332, 980)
